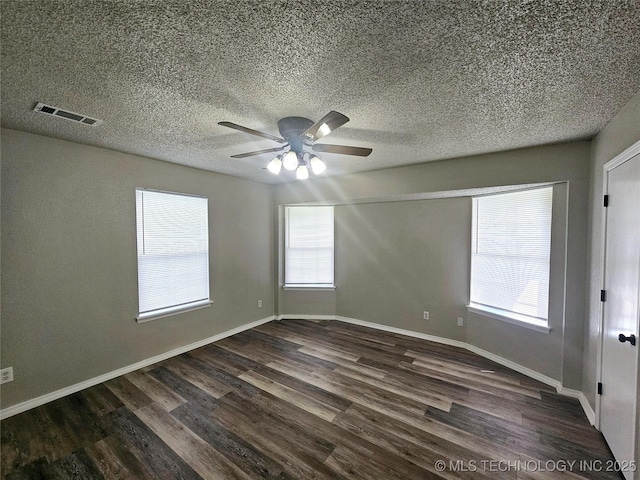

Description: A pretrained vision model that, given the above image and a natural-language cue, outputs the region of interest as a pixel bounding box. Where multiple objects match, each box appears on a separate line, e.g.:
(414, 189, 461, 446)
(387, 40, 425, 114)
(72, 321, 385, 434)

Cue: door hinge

(600, 290, 606, 302)
(603, 195, 609, 207)
(597, 382, 603, 395)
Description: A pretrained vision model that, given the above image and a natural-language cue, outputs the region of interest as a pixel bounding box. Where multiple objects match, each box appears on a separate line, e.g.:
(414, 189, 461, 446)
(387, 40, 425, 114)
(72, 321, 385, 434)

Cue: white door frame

(595, 139, 640, 449)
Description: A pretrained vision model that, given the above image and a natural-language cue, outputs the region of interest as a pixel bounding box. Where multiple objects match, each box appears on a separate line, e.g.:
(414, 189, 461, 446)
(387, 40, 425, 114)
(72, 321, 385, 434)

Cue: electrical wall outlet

(457, 317, 464, 327)
(258, 300, 263, 308)
(0, 367, 13, 384)
(423, 311, 429, 320)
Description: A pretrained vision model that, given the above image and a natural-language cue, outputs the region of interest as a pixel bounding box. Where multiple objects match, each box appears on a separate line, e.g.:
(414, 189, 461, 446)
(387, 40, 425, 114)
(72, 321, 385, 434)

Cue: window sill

(136, 300, 213, 323)
(466, 303, 551, 334)
(283, 285, 336, 291)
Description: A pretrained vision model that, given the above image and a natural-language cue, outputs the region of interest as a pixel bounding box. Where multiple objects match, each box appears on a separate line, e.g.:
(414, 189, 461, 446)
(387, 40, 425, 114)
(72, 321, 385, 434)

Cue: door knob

(618, 333, 637, 346)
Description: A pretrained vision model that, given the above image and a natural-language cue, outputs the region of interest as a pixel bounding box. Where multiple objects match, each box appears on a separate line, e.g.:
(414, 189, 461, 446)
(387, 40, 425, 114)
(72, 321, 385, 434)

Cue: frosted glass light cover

(283, 151, 298, 170)
(267, 156, 282, 174)
(296, 164, 309, 180)
(310, 156, 326, 175)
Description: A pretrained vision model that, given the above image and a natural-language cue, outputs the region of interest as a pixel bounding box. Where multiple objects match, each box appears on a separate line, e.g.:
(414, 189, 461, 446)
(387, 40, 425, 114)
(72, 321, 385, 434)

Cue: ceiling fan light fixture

(219, 111, 372, 178)
(310, 155, 326, 175)
(267, 155, 282, 174)
(296, 164, 309, 180)
(283, 151, 298, 170)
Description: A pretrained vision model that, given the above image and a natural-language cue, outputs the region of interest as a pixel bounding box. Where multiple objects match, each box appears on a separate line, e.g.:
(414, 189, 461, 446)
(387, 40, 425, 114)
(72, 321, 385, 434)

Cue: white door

(600, 151, 640, 480)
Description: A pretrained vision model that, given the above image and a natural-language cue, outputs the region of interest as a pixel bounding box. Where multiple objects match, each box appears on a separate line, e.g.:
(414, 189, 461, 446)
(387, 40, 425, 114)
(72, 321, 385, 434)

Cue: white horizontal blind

(136, 189, 209, 317)
(285, 206, 334, 286)
(470, 187, 552, 320)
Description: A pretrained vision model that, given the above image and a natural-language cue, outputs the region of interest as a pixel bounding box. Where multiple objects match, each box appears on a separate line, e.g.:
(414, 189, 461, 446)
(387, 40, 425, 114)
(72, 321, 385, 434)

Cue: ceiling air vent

(33, 102, 102, 126)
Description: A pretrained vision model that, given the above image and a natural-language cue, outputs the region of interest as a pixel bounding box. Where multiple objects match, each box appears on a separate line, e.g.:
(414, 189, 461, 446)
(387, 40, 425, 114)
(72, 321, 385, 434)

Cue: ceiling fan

(218, 111, 372, 179)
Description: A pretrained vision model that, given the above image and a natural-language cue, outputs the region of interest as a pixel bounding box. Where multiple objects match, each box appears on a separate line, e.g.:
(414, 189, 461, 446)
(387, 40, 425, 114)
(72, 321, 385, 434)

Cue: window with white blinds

(285, 206, 334, 287)
(470, 187, 552, 324)
(136, 189, 210, 321)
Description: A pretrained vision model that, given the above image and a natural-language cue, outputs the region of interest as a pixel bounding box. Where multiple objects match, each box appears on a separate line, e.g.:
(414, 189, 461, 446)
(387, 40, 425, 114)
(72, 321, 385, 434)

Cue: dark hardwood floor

(1, 319, 620, 479)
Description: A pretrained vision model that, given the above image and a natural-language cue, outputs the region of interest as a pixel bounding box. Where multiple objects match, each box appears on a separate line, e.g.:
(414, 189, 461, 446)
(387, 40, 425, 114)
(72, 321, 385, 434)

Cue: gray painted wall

(1, 128, 275, 409)
(276, 141, 591, 388)
(336, 199, 469, 342)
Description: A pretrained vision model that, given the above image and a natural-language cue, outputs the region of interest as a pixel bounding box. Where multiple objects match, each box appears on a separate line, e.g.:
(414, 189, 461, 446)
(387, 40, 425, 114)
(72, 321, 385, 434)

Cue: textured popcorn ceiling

(2, 1, 639, 184)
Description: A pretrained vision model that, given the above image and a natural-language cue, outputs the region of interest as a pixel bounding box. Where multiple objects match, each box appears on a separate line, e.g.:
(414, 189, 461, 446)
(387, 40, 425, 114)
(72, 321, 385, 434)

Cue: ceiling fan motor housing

(277, 116, 314, 153)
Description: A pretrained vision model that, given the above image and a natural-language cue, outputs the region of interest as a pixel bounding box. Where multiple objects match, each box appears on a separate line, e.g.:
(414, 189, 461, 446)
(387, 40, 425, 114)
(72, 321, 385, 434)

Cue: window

(136, 189, 210, 321)
(469, 187, 552, 329)
(285, 206, 334, 287)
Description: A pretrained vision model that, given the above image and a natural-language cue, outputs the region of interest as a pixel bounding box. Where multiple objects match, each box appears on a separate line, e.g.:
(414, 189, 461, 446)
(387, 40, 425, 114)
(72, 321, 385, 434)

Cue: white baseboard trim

(558, 387, 596, 426)
(470, 342, 596, 426)
(337, 315, 558, 386)
(464, 344, 561, 390)
(581, 396, 597, 426)
(2, 313, 597, 427)
(335, 315, 468, 349)
(0, 315, 276, 420)
(333, 316, 596, 425)
(276, 314, 337, 321)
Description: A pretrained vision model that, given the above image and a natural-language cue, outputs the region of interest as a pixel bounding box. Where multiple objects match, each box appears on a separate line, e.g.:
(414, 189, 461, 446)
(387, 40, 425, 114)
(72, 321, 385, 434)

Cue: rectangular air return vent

(33, 102, 102, 126)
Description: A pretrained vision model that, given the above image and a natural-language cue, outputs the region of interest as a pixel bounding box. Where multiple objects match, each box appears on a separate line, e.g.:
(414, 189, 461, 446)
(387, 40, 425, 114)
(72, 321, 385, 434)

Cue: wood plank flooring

(1, 319, 621, 479)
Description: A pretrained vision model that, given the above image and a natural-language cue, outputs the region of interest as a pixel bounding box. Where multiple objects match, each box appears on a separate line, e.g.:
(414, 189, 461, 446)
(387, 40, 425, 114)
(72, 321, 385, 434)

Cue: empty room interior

(1, 1, 640, 479)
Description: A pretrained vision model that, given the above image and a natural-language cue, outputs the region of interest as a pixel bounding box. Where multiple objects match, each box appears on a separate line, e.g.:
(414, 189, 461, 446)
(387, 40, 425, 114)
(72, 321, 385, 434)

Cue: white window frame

(467, 186, 553, 333)
(135, 188, 212, 322)
(284, 205, 335, 289)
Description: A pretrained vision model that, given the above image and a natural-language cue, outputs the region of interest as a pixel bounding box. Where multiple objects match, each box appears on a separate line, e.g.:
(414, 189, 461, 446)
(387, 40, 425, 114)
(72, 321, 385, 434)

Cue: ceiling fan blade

(230, 146, 286, 158)
(312, 143, 372, 157)
(231, 145, 287, 158)
(302, 111, 349, 142)
(218, 121, 286, 144)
